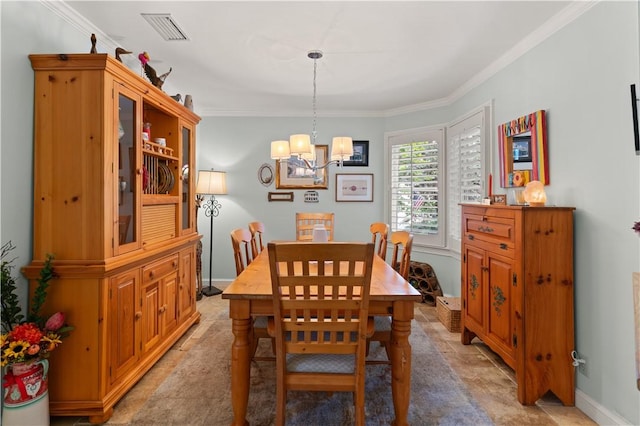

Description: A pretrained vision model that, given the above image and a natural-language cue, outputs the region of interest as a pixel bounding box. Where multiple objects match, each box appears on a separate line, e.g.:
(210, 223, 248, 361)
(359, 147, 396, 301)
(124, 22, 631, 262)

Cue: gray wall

(2, 1, 639, 423)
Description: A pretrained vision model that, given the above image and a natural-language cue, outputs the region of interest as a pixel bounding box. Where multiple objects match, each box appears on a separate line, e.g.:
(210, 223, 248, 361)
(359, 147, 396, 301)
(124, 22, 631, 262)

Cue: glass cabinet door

(181, 124, 193, 233)
(117, 89, 140, 252)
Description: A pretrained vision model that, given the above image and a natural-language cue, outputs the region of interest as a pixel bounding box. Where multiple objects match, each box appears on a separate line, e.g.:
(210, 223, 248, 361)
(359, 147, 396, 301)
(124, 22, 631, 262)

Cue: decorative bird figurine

(115, 47, 132, 62)
(170, 94, 182, 102)
(138, 51, 172, 90)
(90, 33, 97, 53)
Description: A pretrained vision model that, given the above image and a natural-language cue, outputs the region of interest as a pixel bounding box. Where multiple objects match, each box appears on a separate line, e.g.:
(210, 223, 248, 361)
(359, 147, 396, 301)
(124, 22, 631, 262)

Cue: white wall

(2, 1, 639, 423)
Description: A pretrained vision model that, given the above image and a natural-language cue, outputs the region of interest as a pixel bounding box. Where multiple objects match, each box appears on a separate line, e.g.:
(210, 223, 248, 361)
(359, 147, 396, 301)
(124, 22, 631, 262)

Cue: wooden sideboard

(460, 204, 575, 406)
(22, 54, 201, 423)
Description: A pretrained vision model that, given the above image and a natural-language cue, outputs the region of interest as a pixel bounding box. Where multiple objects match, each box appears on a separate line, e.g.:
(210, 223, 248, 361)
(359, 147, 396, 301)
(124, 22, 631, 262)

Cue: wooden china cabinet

(23, 54, 201, 423)
(460, 204, 575, 406)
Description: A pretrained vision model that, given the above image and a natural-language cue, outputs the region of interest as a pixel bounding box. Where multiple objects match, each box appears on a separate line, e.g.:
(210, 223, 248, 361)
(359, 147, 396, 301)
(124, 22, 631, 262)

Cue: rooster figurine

(138, 52, 172, 90)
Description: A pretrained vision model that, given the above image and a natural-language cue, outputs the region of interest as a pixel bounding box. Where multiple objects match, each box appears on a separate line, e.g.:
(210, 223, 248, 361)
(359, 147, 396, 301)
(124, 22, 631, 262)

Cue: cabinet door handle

(481, 266, 489, 272)
(159, 305, 166, 314)
(135, 311, 142, 320)
(467, 234, 475, 240)
(499, 243, 507, 250)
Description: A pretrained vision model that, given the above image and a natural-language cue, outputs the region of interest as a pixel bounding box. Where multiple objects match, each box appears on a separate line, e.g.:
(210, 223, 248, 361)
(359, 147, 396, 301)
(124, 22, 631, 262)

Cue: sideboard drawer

(463, 207, 515, 250)
(142, 254, 179, 283)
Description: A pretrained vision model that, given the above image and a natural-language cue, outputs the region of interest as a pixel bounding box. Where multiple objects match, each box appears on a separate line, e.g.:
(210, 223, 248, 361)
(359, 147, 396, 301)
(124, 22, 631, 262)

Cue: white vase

(2, 359, 50, 426)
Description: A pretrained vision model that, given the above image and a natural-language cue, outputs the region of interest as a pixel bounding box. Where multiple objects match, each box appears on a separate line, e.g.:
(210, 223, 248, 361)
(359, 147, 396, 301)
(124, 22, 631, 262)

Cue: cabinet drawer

(463, 207, 516, 249)
(142, 254, 179, 283)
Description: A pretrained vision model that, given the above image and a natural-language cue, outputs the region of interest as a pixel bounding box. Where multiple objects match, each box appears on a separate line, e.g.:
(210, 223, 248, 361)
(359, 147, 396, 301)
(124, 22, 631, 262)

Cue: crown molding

(40, 0, 120, 51)
(44, 0, 599, 118)
(442, 1, 599, 110)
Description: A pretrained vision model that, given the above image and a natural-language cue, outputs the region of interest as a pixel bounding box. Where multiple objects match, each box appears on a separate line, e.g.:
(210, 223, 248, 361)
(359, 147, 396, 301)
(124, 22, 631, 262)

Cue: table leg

(390, 301, 413, 426)
(230, 316, 251, 426)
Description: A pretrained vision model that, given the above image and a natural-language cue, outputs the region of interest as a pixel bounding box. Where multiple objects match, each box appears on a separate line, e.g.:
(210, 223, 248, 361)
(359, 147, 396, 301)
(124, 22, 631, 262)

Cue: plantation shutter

(387, 127, 445, 247)
(446, 107, 488, 251)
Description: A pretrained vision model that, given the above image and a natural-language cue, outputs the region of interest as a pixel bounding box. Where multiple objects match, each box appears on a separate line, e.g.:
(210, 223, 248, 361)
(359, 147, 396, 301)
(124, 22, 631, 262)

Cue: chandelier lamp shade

(195, 169, 227, 297)
(270, 50, 353, 170)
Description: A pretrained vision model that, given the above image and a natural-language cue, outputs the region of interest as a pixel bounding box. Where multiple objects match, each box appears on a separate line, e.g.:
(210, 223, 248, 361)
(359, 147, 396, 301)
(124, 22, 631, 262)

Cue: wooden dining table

(222, 247, 422, 426)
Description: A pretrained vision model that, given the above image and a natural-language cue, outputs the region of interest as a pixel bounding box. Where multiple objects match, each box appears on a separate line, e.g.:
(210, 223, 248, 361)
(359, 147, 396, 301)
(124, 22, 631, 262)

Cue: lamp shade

(289, 134, 312, 156)
(330, 137, 354, 161)
(271, 140, 290, 160)
(196, 170, 227, 195)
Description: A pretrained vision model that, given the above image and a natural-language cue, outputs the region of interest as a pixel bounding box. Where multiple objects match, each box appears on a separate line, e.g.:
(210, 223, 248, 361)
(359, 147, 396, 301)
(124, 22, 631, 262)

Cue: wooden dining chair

(267, 242, 375, 426)
(390, 231, 414, 280)
(248, 221, 265, 259)
(231, 228, 272, 360)
(369, 222, 389, 260)
(230, 228, 254, 276)
(295, 212, 334, 241)
(368, 230, 414, 362)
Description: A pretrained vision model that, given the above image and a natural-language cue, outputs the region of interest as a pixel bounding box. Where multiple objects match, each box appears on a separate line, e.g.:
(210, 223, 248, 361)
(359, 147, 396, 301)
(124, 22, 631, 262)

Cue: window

(447, 106, 490, 252)
(386, 127, 445, 247)
(385, 104, 490, 251)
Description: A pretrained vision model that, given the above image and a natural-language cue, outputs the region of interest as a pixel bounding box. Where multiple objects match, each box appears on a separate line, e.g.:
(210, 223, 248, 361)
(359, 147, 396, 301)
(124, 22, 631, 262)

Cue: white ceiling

(58, 1, 589, 117)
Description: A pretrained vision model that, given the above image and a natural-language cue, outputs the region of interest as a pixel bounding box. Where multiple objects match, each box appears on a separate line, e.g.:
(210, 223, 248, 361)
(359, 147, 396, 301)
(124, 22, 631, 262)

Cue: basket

(436, 296, 461, 333)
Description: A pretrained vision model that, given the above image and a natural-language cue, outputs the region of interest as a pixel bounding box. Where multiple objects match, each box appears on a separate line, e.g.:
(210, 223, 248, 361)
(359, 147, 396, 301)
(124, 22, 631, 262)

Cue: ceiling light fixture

(270, 50, 353, 170)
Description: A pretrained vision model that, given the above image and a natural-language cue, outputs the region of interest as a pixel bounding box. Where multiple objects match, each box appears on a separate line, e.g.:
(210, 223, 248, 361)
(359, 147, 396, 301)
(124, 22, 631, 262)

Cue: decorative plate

(258, 163, 274, 186)
(157, 163, 174, 193)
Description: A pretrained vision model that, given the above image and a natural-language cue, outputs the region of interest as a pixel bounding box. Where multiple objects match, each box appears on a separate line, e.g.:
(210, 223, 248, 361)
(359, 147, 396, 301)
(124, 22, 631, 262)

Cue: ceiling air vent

(141, 13, 189, 41)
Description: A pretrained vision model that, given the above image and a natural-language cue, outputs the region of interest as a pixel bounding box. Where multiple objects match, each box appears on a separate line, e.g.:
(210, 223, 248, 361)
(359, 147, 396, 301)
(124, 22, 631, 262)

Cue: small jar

(143, 122, 151, 140)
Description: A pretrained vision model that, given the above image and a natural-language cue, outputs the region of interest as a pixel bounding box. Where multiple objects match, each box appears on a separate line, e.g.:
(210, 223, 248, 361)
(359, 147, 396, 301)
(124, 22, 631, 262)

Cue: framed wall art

(268, 192, 294, 202)
(257, 163, 274, 186)
(276, 145, 328, 189)
(342, 140, 369, 167)
(634, 272, 640, 390)
(335, 173, 373, 202)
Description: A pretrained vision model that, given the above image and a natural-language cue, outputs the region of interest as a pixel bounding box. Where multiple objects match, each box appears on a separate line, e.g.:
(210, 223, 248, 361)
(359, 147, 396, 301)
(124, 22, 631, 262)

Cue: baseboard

(576, 389, 632, 425)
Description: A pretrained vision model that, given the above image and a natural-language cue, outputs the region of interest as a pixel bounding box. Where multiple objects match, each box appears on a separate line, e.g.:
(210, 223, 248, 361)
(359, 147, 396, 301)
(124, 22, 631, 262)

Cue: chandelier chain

(312, 57, 318, 144)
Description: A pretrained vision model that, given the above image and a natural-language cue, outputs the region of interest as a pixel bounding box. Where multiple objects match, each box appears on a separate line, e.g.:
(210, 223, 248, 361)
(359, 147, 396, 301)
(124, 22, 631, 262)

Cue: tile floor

(51, 292, 596, 425)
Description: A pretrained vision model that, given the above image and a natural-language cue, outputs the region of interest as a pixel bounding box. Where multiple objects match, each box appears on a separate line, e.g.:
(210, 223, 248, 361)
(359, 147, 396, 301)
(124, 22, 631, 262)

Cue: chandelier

(270, 50, 353, 170)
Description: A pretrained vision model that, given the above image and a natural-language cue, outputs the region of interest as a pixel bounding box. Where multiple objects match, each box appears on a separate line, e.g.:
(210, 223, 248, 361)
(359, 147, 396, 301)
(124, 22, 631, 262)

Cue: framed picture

(342, 140, 369, 167)
(491, 194, 507, 205)
(335, 173, 373, 202)
(268, 191, 294, 202)
(512, 134, 532, 163)
(276, 145, 328, 189)
(634, 272, 640, 390)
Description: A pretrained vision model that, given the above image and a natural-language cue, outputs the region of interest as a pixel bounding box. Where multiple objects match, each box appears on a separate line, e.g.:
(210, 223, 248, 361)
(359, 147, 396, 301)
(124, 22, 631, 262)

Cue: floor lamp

(196, 169, 227, 297)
